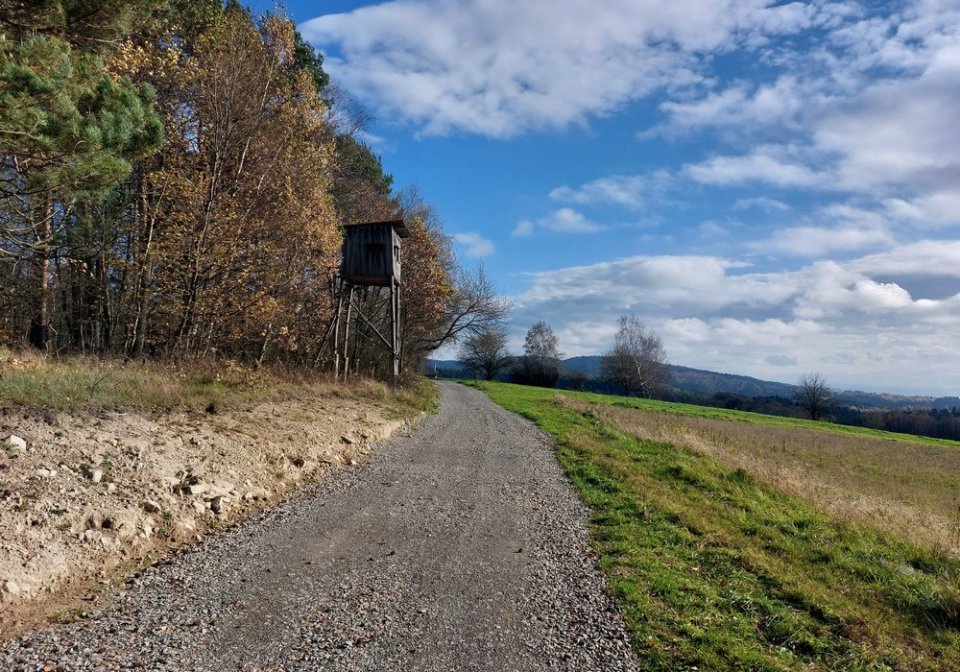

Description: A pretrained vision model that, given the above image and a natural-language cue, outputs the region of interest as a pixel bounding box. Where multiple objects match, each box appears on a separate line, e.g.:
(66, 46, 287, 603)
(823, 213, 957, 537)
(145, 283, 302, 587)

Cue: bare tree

(795, 372, 831, 421)
(600, 316, 669, 398)
(401, 265, 510, 367)
(458, 323, 512, 380)
(513, 321, 562, 387)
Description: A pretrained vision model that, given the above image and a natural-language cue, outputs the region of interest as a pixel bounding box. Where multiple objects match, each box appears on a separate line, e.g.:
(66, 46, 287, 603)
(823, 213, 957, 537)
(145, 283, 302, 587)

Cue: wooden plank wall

(343, 223, 402, 286)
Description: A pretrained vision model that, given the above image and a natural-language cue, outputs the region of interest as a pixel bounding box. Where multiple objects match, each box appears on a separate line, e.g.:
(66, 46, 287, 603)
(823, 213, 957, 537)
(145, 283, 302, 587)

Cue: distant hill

(563, 357, 795, 397)
(426, 356, 959, 411)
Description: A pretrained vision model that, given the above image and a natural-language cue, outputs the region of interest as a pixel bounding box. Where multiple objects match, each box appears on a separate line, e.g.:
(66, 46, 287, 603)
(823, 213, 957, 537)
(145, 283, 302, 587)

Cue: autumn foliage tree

(140, 10, 342, 360)
(1, 2, 502, 382)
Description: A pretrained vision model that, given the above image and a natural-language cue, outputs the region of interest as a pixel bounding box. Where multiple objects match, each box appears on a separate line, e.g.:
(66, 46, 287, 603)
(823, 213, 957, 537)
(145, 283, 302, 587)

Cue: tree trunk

(28, 201, 52, 351)
(132, 171, 158, 358)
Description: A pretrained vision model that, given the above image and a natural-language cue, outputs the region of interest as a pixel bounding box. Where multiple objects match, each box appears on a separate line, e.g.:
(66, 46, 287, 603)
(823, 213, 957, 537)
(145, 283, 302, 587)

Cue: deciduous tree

(458, 323, 511, 380)
(513, 321, 561, 387)
(395, 191, 508, 369)
(144, 9, 340, 358)
(795, 372, 831, 421)
(600, 316, 669, 398)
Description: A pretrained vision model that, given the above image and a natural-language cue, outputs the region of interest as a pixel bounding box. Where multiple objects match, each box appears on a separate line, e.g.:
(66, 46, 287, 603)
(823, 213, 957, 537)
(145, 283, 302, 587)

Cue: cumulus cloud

(301, 0, 832, 137)
(882, 191, 960, 229)
(508, 248, 960, 393)
(642, 75, 818, 138)
(513, 255, 789, 319)
(816, 44, 960, 195)
(849, 240, 960, 278)
(750, 205, 896, 257)
(453, 232, 494, 257)
(650, 6, 960, 230)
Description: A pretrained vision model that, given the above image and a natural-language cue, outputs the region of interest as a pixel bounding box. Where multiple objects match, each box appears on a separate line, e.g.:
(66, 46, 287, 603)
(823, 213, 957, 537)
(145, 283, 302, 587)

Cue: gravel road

(3, 382, 638, 671)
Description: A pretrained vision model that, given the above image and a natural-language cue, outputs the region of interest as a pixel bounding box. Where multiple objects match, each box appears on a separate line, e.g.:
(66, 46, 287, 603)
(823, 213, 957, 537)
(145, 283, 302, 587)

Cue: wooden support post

(343, 285, 355, 380)
(390, 280, 399, 387)
(333, 279, 344, 380)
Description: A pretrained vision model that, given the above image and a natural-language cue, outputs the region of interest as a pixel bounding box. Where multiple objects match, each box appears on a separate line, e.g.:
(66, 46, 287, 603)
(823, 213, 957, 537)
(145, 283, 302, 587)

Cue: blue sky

(257, 0, 959, 395)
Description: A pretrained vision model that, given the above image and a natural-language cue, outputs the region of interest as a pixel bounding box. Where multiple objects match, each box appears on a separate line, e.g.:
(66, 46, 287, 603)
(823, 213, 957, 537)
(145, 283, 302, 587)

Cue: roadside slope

(3, 381, 637, 670)
(1, 387, 411, 640)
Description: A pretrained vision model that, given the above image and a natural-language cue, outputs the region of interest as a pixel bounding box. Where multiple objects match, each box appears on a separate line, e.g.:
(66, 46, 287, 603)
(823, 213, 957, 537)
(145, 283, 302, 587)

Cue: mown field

(470, 381, 960, 671)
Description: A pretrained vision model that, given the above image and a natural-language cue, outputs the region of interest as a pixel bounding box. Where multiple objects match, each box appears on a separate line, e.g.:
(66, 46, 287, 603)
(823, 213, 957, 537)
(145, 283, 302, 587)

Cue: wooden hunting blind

(341, 219, 410, 287)
(334, 219, 409, 386)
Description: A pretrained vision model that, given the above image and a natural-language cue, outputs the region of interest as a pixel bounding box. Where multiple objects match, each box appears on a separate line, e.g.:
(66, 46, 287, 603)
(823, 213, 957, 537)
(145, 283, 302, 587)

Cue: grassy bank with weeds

(0, 348, 436, 417)
(471, 381, 960, 671)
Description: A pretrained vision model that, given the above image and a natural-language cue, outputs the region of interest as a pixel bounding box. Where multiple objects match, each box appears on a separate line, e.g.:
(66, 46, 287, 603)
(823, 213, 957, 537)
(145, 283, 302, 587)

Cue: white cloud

(549, 172, 671, 210)
(683, 148, 826, 188)
(453, 232, 494, 257)
(547, 209, 603, 233)
(733, 196, 791, 212)
(301, 0, 833, 137)
(513, 255, 788, 317)
(816, 44, 960, 194)
(507, 247, 960, 393)
(513, 208, 604, 236)
(751, 225, 894, 257)
(750, 203, 895, 257)
(644, 75, 816, 138)
(648, 6, 960, 230)
(698, 221, 731, 239)
(512, 220, 534, 237)
(849, 240, 960, 278)
(883, 191, 960, 229)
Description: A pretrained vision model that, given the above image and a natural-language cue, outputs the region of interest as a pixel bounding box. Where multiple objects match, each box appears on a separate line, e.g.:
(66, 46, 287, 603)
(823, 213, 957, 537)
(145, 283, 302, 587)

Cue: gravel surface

(2, 381, 638, 671)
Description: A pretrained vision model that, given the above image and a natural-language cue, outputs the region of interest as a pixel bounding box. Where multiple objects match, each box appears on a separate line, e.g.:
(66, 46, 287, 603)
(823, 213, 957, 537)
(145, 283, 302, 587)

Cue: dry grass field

(575, 401, 960, 557)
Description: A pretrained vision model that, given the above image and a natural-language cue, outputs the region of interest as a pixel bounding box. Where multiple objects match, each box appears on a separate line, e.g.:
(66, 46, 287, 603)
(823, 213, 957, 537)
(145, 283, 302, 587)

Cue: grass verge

(471, 381, 960, 671)
(0, 348, 436, 417)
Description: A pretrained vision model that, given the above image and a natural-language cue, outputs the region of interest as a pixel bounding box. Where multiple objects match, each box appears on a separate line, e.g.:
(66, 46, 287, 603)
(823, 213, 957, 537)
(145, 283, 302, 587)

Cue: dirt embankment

(0, 394, 414, 639)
